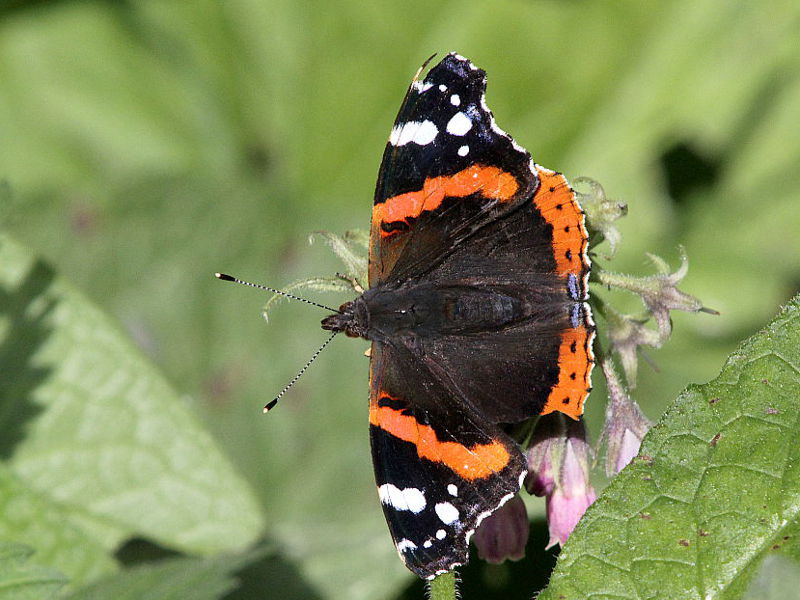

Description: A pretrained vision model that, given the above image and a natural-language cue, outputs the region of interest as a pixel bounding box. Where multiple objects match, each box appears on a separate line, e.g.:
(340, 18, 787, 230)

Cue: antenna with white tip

(214, 272, 341, 413)
(264, 331, 338, 412)
(215, 273, 338, 312)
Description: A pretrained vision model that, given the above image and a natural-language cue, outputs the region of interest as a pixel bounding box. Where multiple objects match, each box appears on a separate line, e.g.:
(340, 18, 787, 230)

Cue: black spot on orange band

(541, 326, 593, 420)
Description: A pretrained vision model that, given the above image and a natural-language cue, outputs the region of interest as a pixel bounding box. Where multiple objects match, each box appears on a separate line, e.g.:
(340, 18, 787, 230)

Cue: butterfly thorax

(321, 282, 551, 344)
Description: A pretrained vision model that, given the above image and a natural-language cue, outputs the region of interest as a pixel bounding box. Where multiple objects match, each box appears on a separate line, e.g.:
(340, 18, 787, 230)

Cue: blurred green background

(1, 1, 799, 599)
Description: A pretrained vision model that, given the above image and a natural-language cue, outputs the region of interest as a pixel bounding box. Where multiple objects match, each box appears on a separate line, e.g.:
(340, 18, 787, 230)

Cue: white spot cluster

(457, 145, 469, 157)
(378, 483, 427, 513)
(450, 94, 460, 106)
(447, 484, 458, 496)
(389, 120, 439, 147)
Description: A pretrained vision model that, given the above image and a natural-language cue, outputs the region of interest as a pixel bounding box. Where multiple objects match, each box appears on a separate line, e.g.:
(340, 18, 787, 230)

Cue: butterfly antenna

(215, 273, 338, 312)
(264, 331, 338, 413)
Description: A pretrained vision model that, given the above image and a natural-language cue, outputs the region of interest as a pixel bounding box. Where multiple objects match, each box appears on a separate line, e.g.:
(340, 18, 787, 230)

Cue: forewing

(369, 53, 538, 286)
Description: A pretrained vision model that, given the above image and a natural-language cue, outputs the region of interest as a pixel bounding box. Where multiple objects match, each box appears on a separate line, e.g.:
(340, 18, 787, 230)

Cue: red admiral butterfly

(321, 53, 594, 579)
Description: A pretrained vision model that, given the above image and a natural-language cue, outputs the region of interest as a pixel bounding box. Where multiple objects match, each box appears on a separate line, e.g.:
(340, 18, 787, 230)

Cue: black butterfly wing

(368, 341, 526, 579)
(369, 53, 539, 286)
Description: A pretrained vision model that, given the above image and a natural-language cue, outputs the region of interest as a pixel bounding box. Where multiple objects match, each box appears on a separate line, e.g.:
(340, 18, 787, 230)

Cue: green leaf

(0, 234, 264, 579)
(0, 542, 67, 600)
(0, 465, 115, 584)
(540, 295, 800, 600)
(64, 547, 269, 600)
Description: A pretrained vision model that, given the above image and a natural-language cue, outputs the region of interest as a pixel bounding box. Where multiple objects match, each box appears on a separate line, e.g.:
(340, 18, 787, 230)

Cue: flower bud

(598, 356, 651, 476)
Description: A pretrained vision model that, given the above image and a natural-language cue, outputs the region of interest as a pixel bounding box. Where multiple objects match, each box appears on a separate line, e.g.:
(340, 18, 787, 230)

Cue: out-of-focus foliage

(0, 542, 66, 600)
(0, 1, 799, 599)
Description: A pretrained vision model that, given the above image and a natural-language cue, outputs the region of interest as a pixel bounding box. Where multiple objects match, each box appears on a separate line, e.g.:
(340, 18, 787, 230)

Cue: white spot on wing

(378, 483, 427, 513)
(446, 112, 472, 136)
(435, 502, 460, 525)
(450, 94, 460, 106)
(420, 81, 434, 92)
(439, 84, 447, 92)
(436, 529, 447, 540)
(457, 145, 469, 157)
(447, 484, 458, 496)
(389, 120, 438, 147)
(423, 539, 433, 548)
(396, 538, 417, 553)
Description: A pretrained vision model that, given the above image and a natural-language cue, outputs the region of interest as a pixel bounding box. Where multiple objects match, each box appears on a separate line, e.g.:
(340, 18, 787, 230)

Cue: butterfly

(320, 53, 594, 579)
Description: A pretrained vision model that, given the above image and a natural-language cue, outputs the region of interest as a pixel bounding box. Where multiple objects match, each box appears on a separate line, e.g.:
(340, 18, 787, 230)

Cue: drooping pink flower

(472, 494, 529, 564)
(524, 416, 563, 498)
(524, 414, 596, 548)
(545, 434, 597, 548)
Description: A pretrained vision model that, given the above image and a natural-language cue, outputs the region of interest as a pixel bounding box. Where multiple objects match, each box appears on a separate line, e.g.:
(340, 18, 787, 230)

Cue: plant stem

(427, 571, 457, 600)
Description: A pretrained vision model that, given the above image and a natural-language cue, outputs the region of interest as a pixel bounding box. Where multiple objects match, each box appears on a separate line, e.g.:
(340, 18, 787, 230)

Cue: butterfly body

(324, 278, 568, 339)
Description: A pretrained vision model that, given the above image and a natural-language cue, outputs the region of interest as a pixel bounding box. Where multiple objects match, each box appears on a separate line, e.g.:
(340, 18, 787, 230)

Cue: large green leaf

(0, 234, 264, 579)
(0, 542, 66, 600)
(64, 547, 268, 600)
(540, 295, 800, 600)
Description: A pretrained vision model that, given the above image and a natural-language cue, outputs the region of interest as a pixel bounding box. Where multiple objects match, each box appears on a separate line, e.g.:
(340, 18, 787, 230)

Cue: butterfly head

(321, 298, 370, 339)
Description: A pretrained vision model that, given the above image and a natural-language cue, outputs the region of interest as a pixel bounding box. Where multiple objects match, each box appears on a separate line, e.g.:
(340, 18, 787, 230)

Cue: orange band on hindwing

(540, 326, 594, 419)
(373, 164, 519, 237)
(370, 399, 511, 480)
(532, 166, 594, 420)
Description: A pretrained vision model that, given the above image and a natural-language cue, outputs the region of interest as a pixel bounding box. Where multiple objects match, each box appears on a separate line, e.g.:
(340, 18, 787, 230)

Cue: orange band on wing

(532, 166, 593, 419)
(532, 167, 588, 276)
(374, 164, 519, 237)
(369, 401, 511, 480)
(540, 325, 594, 420)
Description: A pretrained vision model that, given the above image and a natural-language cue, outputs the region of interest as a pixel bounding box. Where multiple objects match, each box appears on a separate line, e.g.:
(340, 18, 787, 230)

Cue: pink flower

(524, 418, 562, 498)
(545, 436, 597, 548)
(524, 414, 597, 548)
(472, 495, 529, 564)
